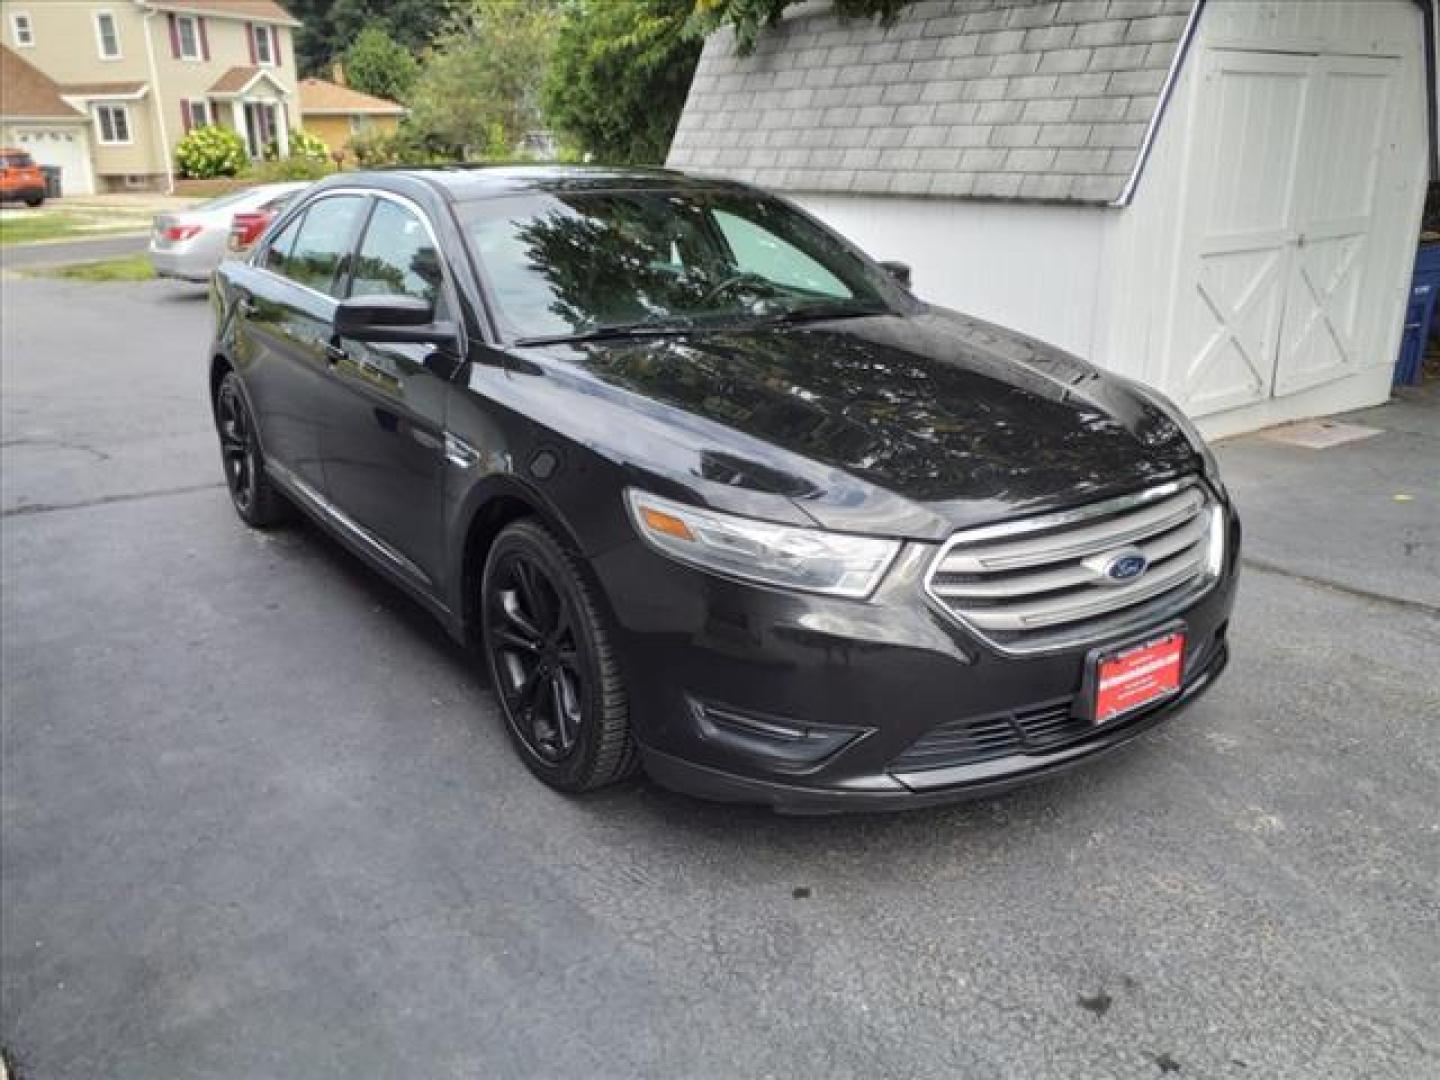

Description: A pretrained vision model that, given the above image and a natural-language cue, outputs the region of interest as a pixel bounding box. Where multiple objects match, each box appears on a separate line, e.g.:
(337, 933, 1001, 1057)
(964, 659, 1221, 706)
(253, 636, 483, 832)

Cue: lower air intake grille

(889, 699, 1087, 772)
(925, 478, 1221, 654)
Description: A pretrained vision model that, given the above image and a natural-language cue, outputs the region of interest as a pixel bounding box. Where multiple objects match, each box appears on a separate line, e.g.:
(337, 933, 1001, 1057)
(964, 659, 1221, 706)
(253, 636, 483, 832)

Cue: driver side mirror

(334, 294, 457, 346)
(878, 260, 912, 289)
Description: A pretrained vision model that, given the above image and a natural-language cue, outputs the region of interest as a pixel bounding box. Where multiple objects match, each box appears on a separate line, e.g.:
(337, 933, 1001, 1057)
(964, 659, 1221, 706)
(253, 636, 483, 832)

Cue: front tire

(481, 519, 639, 793)
(215, 372, 289, 528)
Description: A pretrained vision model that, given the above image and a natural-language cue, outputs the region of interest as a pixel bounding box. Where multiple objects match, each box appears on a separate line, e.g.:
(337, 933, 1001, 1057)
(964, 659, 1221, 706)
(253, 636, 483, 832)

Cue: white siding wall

(794, 194, 1109, 360)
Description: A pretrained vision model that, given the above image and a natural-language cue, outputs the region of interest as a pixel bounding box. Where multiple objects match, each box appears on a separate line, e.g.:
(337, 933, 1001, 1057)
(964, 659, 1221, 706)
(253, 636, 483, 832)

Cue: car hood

(523, 307, 1202, 539)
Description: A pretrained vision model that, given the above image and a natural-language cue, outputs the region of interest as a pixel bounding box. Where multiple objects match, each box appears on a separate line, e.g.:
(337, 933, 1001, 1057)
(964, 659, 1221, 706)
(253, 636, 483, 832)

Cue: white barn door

(1164, 2, 1420, 418)
(1170, 50, 1310, 413)
(1274, 55, 1394, 396)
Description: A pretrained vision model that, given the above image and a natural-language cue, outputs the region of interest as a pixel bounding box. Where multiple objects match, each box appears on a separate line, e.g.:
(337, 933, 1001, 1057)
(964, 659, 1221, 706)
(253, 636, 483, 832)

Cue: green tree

(288, 0, 451, 76)
(405, 0, 560, 158)
(543, 0, 700, 165)
(343, 26, 419, 103)
(688, 0, 914, 55)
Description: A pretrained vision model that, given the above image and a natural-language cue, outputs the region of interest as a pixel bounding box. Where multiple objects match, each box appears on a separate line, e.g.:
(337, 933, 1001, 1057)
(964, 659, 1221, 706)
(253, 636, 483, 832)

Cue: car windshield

(460, 189, 905, 342)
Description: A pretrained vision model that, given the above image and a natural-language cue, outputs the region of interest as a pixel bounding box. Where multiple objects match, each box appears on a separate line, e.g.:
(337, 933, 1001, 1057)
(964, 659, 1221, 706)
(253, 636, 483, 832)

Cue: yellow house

(0, 0, 301, 192)
(298, 77, 403, 161)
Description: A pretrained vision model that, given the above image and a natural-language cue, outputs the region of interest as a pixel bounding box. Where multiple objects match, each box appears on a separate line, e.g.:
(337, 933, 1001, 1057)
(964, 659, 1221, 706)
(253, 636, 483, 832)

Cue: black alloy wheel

(215, 372, 288, 527)
(481, 520, 638, 792)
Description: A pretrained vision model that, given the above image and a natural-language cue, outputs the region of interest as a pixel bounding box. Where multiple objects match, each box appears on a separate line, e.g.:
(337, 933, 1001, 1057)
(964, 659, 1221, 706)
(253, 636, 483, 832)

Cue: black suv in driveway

(209, 166, 1239, 812)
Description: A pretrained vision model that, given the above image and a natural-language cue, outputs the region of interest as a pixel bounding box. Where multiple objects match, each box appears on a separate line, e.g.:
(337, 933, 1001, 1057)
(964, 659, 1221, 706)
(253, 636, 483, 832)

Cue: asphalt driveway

(2, 273, 1437, 1079)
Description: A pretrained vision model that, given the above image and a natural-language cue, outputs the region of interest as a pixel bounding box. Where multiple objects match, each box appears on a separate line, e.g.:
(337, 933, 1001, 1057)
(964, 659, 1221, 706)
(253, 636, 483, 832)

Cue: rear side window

(269, 195, 366, 297)
(1, 152, 35, 169)
(349, 199, 443, 306)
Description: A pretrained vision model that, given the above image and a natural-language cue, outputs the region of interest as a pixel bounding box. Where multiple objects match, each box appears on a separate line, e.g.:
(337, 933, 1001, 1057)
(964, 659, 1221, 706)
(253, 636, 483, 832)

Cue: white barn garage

(668, 0, 1436, 436)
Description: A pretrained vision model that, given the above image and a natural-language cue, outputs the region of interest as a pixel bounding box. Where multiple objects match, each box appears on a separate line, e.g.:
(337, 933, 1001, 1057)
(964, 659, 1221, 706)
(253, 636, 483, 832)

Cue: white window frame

(186, 100, 210, 130)
(10, 11, 34, 47)
(252, 23, 273, 66)
(94, 10, 121, 60)
(94, 104, 133, 146)
(175, 14, 200, 60)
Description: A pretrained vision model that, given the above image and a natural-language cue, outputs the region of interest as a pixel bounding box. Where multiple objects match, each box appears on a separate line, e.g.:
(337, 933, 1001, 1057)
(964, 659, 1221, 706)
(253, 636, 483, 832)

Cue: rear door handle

(325, 342, 348, 366)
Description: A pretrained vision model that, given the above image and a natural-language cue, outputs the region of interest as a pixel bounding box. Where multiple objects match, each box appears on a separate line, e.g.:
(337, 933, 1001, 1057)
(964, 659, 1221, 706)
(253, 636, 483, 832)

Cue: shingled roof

(666, 0, 1197, 205)
(0, 45, 86, 120)
(298, 78, 406, 116)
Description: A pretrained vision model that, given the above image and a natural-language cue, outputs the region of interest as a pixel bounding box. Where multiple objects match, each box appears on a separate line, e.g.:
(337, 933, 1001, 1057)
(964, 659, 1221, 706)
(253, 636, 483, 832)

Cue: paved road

(2, 277, 1437, 1079)
(0, 234, 147, 271)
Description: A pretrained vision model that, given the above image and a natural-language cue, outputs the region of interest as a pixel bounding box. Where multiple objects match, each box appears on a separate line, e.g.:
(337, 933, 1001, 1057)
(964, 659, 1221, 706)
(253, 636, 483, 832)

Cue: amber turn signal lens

(641, 506, 695, 541)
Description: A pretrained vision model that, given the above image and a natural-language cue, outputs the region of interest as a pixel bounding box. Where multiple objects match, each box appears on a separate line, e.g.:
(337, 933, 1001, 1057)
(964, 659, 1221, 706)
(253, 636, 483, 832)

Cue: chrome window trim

(923, 477, 1222, 657)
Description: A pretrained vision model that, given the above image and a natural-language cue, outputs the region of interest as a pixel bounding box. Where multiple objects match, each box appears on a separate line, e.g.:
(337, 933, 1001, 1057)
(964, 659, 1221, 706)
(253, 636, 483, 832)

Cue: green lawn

(28, 254, 156, 282)
(0, 213, 146, 246)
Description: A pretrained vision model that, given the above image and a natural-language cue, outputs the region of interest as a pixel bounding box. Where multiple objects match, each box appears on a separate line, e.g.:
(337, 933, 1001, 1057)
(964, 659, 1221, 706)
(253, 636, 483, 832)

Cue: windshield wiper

(513, 319, 696, 347)
(755, 301, 891, 327)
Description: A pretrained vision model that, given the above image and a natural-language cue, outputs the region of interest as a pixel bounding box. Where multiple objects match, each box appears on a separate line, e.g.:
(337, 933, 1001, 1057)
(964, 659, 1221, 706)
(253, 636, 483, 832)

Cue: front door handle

(325, 342, 348, 367)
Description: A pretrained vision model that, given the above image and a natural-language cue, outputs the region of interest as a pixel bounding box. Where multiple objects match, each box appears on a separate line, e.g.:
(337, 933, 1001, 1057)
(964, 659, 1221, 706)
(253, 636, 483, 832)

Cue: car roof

(326, 164, 756, 203)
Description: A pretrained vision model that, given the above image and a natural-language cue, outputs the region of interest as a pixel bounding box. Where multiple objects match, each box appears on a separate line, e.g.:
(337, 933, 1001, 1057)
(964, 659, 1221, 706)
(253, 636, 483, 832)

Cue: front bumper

(591, 499, 1240, 812)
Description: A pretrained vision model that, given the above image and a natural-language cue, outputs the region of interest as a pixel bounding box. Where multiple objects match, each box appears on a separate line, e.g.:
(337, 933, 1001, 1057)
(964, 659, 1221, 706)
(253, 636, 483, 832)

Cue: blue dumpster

(1395, 243, 1440, 385)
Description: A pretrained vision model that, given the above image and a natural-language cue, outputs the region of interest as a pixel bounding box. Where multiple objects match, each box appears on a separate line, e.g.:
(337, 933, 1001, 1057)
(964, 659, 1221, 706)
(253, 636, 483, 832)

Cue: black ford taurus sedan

(208, 166, 1239, 812)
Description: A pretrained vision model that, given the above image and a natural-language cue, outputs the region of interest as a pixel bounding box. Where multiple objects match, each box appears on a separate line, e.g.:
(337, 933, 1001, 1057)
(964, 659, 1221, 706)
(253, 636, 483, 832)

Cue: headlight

(625, 489, 900, 599)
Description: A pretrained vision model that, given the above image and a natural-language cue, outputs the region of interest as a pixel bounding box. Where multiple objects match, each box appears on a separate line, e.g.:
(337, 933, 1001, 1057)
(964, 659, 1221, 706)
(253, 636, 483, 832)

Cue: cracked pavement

(2, 275, 1437, 1079)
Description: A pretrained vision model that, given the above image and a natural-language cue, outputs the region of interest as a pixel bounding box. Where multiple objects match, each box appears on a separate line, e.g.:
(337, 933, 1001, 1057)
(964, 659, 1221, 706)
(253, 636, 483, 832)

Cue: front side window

(270, 195, 366, 296)
(95, 12, 120, 59)
(95, 104, 131, 145)
(176, 15, 199, 59)
(253, 24, 273, 64)
(349, 200, 443, 306)
(12, 11, 34, 47)
(461, 190, 903, 341)
(263, 211, 304, 274)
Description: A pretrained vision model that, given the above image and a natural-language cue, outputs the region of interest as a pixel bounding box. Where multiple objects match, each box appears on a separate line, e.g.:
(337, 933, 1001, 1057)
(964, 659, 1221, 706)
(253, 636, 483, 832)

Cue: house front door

(243, 102, 278, 158)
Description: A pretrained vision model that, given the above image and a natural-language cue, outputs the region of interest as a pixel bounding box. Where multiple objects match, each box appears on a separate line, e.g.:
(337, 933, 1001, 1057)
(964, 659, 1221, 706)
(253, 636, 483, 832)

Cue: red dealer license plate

(1093, 632, 1185, 723)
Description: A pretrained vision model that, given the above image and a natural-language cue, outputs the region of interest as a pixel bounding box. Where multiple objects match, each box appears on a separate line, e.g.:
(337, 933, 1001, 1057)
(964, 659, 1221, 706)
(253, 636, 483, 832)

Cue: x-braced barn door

(1167, 47, 1402, 415)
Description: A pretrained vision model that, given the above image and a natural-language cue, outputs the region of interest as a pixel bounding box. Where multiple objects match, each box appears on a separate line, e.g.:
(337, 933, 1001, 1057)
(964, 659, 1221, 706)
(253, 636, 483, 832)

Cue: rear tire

(215, 372, 289, 528)
(23, 194, 43, 208)
(481, 519, 639, 793)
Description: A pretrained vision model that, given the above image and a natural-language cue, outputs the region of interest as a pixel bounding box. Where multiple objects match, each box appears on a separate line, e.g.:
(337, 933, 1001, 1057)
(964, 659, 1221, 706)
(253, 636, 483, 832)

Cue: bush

(288, 128, 329, 161)
(248, 155, 333, 182)
(349, 129, 401, 167)
(263, 128, 330, 163)
(175, 125, 248, 179)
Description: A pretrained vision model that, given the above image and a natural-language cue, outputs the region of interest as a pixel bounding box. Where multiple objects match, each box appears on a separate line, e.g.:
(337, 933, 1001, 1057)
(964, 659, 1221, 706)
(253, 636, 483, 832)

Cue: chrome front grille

(926, 479, 1221, 654)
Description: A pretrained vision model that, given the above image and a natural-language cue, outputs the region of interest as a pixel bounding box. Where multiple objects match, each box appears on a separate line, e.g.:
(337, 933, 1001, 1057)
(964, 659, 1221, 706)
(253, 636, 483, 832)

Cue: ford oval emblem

(1103, 549, 1148, 582)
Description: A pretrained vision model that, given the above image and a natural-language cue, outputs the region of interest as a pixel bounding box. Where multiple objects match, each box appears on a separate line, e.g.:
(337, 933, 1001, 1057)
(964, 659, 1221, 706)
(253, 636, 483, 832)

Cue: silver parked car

(149, 182, 309, 282)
